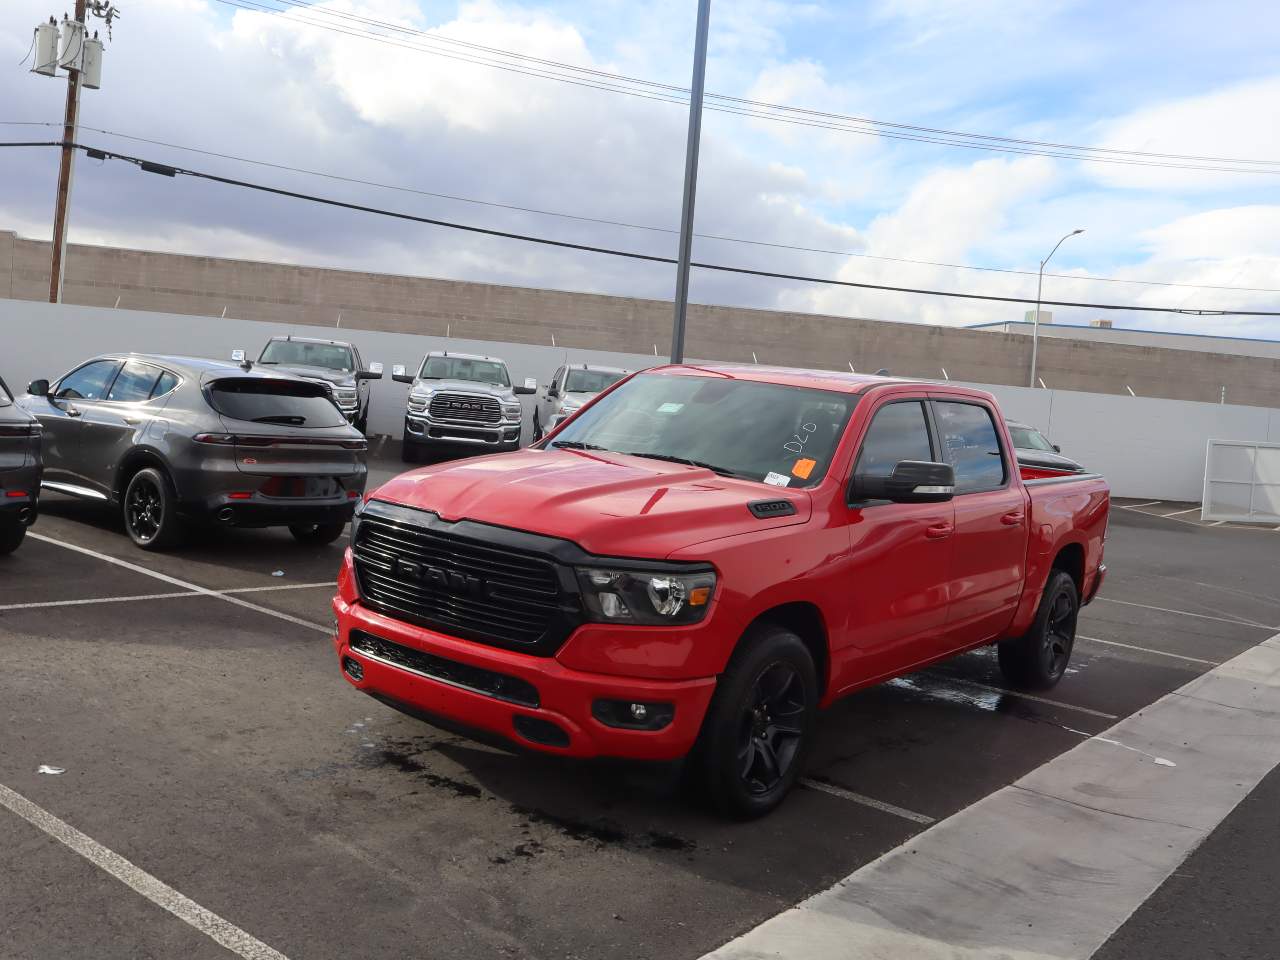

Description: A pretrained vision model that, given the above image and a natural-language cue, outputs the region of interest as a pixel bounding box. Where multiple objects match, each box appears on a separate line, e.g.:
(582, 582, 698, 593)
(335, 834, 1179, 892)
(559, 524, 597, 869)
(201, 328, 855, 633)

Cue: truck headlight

(576, 566, 716, 625)
(501, 402, 522, 419)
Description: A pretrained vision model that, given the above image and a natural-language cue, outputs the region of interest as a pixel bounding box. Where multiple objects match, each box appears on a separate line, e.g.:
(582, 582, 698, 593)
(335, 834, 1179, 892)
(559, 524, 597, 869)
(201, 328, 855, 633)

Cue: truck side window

(933, 401, 1007, 493)
(854, 401, 933, 479)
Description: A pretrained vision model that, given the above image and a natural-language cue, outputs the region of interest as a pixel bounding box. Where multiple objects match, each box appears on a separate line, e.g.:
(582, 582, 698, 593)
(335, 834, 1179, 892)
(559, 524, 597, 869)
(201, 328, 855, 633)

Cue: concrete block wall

(5, 230, 1280, 408)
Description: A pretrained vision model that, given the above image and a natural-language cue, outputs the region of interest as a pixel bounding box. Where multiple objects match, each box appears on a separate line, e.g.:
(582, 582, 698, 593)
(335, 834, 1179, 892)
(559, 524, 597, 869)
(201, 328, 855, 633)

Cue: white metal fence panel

(1202, 440, 1280, 524)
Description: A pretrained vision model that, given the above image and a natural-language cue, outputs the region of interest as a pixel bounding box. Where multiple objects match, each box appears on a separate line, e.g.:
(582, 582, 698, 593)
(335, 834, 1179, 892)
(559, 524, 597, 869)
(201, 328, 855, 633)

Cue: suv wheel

(289, 521, 347, 545)
(123, 467, 183, 550)
(998, 569, 1078, 689)
(690, 623, 818, 819)
(0, 519, 26, 555)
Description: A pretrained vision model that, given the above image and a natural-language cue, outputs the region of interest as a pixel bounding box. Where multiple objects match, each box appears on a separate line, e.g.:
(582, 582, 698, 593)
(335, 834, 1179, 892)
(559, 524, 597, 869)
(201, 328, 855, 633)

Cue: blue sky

(3, 0, 1278, 337)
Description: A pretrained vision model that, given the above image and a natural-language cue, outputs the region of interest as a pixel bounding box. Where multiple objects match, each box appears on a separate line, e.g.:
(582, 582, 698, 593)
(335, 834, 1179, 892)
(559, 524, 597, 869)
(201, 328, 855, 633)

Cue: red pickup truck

(333, 365, 1108, 816)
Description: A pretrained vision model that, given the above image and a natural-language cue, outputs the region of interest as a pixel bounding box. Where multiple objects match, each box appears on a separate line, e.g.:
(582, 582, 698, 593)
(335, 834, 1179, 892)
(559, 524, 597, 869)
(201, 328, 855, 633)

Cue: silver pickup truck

(392, 351, 535, 462)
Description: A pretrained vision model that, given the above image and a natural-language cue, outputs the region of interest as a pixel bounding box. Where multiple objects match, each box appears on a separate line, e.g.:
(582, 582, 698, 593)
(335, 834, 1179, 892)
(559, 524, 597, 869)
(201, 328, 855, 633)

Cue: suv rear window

(206, 378, 347, 428)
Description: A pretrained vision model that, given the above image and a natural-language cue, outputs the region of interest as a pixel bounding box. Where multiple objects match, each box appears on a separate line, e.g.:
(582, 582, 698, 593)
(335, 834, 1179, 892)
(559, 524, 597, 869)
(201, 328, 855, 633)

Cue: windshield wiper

(618, 451, 750, 479)
(252, 414, 306, 425)
(550, 440, 610, 451)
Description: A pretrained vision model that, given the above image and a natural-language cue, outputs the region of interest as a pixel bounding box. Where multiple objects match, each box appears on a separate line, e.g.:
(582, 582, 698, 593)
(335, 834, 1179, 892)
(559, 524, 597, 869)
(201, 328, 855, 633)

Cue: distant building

(970, 320, 1280, 361)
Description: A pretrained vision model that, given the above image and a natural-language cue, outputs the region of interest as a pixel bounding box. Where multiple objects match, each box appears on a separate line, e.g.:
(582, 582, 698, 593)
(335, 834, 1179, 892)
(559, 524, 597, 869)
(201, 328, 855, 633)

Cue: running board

(41, 481, 109, 501)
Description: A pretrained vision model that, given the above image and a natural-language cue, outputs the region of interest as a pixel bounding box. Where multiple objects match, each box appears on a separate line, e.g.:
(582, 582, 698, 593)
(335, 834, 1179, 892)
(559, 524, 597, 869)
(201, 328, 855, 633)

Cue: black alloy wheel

(1042, 590, 1076, 680)
(998, 569, 1078, 689)
(737, 661, 808, 796)
(123, 467, 182, 550)
(0, 520, 25, 555)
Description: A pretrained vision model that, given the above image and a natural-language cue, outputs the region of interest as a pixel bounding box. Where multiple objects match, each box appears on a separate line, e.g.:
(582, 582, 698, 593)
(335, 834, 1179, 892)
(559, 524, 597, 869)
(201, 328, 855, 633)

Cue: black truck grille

(349, 630, 539, 707)
(352, 506, 578, 655)
(429, 392, 501, 424)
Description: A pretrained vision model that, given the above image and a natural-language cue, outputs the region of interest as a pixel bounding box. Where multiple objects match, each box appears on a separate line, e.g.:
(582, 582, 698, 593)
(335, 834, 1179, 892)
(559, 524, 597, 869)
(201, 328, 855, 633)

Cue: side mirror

(547, 384, 559, 398)
(391, 364, 414, 384)
(358, 362, 384, 380)
(1052, 444, 1061, 453)
(514, 384, 536, 396)
(852, 460, 955, 504)
(231, 349, 245, 363)
(27, 379, 49, 397)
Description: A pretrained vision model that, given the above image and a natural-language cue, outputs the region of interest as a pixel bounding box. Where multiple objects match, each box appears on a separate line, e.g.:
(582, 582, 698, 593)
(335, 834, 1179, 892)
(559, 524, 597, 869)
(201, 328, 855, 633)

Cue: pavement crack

(1011, 784, 1200, 831)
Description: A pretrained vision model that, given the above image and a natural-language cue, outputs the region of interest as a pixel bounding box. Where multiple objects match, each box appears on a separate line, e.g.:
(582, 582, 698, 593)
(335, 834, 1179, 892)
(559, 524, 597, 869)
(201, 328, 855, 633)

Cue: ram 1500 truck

(333, 365, 1109, 817)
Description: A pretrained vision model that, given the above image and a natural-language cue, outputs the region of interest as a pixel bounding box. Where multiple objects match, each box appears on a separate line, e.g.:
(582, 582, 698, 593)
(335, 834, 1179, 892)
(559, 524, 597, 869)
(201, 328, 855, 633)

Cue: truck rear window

(548, 373, 857, 488)
(206, 378, 347, 428)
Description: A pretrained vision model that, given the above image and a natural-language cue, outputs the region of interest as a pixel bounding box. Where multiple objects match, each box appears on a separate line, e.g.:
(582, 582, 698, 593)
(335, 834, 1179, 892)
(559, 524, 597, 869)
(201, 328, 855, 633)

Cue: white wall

(4, 298, 1279, 501)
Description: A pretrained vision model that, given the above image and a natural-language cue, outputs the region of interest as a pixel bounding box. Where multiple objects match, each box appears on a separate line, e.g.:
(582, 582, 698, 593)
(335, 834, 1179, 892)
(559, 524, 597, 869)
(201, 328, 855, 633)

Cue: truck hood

(412, 378, 514, 399)
(370, 448, 812, 559)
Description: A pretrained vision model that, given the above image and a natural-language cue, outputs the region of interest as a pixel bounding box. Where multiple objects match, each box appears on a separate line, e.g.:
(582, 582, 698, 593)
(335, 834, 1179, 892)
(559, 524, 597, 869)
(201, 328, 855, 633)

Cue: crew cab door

(74, 360, 168, 499)
(840, 398, 954, 684)
(930, 398, 1027, 650)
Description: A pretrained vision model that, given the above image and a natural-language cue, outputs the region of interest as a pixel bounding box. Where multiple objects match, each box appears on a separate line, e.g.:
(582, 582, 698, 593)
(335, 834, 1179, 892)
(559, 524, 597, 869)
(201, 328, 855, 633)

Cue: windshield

(565, 368, 626, 394)
(258, 340, 354, 373)
(1007, 425, 1055, 451)
(547, 373, 857, 488)
(419, 356, 510, 387)
(207, 378, 348, 428)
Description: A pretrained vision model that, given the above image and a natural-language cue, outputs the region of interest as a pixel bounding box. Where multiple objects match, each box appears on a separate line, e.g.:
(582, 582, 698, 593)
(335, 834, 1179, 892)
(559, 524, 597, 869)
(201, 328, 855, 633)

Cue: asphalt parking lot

(2, 461, 1278, 960)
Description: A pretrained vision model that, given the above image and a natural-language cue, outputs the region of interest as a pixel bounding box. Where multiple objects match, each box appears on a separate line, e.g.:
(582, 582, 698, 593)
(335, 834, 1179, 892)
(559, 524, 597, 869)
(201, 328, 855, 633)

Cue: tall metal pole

(1028, 228, 1083, 388)
(49, 0, 87, 304)
(669, 0, 711, 365)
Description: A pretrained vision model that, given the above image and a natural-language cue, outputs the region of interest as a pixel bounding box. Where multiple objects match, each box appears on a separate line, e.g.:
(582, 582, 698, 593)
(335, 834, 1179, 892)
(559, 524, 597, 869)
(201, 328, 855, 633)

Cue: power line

(4, 120, 1276, 295)
(208, 0, 1280, 174)
(5, 139, 1275, 318)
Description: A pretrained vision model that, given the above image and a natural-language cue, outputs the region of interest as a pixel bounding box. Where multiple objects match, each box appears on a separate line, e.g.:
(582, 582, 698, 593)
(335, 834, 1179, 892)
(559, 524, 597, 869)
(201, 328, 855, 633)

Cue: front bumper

(403, 413, 520, 449)
(332, 594, 717, 760)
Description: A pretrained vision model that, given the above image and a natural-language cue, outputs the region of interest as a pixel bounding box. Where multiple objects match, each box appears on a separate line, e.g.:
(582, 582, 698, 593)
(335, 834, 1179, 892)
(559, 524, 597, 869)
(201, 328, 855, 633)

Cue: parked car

(19, 354, 367, 550)
(532, 363, 629, 441)
(253, 335, 383, 433)
(0, 375, 42, 555)
(1006, 419, 1085, 476)
(332, 365, 1109, 817)
(392, 351, 535, 462)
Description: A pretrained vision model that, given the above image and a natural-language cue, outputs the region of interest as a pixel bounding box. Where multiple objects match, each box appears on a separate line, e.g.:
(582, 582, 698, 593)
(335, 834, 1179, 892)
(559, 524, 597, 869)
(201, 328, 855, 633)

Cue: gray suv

(532, 363, 629, 441)
(253, 336, 383, 433)
(392, 351, 534, 462)
(0, 375, 42, 554)
(19, 354, 368, 550)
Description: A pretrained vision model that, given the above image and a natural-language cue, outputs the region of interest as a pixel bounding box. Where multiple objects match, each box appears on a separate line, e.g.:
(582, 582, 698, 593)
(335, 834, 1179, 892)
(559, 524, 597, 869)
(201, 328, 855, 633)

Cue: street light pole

(669, 0, 711, 365)
(1029, 228, 1084, 388)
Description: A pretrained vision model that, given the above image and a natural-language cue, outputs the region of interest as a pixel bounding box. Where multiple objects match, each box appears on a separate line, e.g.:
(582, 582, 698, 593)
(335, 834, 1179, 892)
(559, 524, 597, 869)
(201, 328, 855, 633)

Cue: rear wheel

(690, 623, 818, 819)
(289, 520, 347, 545)
(0, 520, 26, 555)
(998, 569, 1078, 689)
(123, 467, 183, 550)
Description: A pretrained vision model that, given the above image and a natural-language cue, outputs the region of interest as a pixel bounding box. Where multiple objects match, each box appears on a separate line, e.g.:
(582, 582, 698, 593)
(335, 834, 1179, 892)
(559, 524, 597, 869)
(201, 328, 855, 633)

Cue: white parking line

(703, 632, 1280, 960)
(1093, 596, 1278, 630)
(1119, 500, 1162, 509)
(799, 778, 935, 824)
(1161, 507, 1201, 517)
(957, 680, 1119, 720)
(0, 582, 334, 612)
(28, 533, 331, 635)
(1078, 634, 1222, 667)
(0, 783, 290, 960)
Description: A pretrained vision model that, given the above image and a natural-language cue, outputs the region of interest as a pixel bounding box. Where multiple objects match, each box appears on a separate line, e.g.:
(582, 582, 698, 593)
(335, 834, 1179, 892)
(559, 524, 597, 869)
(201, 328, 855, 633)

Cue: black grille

(349, 630, 539, 707)
(429, 392, 501, 424)
(352, 506, 578, 655)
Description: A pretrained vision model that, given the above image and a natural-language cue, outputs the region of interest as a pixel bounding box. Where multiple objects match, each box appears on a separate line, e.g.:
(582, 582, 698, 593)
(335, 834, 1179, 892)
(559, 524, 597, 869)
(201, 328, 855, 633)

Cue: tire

(123, 467, 183, 550)
(355, 409, 369, 435)
(532, 413, 544, 443)
(689, 623, 819, 819)
(401, 438, 421, 463)
(289, 520, 347, 546)
(998, 569, 1078, 690)
(0, 520, 25, 555)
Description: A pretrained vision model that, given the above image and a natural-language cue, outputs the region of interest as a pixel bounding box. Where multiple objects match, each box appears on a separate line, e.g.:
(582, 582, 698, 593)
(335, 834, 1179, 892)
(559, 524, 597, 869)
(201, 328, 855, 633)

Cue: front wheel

(289, 521, 347, 546)
(998, 569, 1078, 689)
(123, 467, 183, 550)
(0, 520, 26, 555)
(689, 623, 818, 819)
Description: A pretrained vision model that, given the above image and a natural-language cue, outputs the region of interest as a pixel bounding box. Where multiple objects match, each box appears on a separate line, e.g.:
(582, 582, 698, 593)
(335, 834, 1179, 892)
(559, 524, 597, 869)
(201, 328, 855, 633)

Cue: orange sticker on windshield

(792, 458, 816, 479)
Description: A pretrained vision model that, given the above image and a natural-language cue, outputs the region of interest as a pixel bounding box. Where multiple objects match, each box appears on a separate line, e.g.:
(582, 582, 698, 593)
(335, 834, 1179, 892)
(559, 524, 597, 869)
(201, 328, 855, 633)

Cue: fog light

(592, 699, 674, 731)
(630, 703, 648, 721)
(342, 656, 364, 681)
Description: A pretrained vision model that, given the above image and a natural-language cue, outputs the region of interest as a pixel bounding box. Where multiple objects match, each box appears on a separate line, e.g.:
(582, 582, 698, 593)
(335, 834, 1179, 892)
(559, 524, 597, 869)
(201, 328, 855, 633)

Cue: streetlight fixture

(1028, 228, 1084, 388)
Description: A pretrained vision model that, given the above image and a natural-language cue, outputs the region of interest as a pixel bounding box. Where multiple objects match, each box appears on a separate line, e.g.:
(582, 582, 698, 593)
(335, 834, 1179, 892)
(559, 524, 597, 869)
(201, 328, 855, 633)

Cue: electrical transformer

(32, 20, 59, 77)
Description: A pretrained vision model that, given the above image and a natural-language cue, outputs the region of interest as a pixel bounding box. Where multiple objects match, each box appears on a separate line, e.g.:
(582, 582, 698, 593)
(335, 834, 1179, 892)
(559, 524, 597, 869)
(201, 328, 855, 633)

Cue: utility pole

(30, 1, 117, 303)
(669, 0, 711, 365)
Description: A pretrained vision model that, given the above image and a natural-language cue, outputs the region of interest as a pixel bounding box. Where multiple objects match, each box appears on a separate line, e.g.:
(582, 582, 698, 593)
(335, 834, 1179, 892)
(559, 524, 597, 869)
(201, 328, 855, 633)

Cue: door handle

(1000, 511, 1025, 526)
(925, 522, 954, 540)
(65, 406, 82, 418)
(123, 417, 141, 426)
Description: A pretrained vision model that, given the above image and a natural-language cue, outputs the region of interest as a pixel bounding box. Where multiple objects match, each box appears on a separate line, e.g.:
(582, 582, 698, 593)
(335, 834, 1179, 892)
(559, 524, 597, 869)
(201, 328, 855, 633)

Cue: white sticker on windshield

(763, 472, 791, 487)
(657, 402, 684, 414)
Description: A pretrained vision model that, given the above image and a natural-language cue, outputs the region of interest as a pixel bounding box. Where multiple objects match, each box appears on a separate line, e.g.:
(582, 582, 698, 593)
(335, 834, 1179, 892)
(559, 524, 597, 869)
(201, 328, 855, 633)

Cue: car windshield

(258, 340, 354, 373)
(207, 378, 348, 428)
(547, 373, 857, 488)
(1008, 424, 1055, 451)
(419, 356, 510, 387)
(565, 368, 626, 394)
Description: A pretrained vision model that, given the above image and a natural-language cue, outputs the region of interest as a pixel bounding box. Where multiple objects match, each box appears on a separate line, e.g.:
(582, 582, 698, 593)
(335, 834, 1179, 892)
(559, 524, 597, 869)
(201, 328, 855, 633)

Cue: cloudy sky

(3, 0, 1278, 337)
